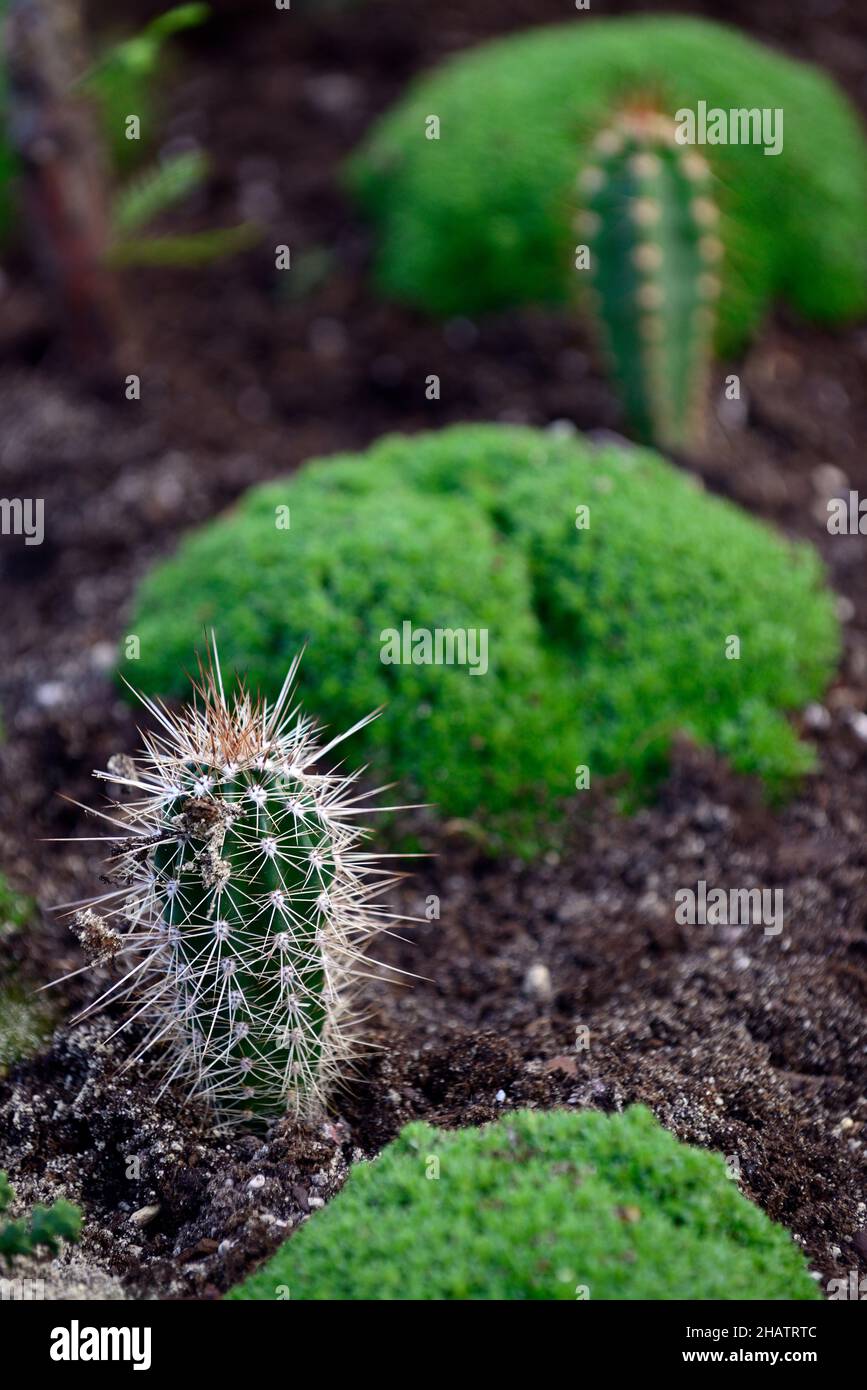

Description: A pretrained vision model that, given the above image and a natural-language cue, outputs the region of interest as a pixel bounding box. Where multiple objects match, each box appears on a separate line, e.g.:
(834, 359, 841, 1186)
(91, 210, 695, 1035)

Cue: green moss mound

(0, 984, 53, 1076)
(227, 1105, 821, 1300)
(0, 875, 32, 942)
(0, 1171, 81, 1267)
(349, 16, 867, 351)
(0, 874, 53, 1075)
(126, 424, 838, 853)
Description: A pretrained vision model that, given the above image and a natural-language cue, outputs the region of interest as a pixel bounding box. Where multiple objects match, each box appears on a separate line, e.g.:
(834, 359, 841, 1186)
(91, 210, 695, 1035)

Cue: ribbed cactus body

(69, 647, 396, 1128)
(578, 111, 721, 451)
(152, 770, 338, 1122)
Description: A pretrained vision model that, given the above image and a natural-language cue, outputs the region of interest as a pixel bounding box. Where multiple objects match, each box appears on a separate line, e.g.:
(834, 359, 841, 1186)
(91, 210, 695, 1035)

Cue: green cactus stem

(577, 109, 722, 452)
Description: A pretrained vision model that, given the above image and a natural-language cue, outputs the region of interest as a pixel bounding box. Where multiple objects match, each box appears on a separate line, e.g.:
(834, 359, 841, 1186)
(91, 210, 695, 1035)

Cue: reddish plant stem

(4, 0, 122, 371)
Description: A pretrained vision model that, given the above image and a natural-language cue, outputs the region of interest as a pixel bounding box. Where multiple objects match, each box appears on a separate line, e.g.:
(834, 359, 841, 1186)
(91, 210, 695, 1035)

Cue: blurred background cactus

(349, 15, 867, 450)
(70, 645, 401, 1126)
(579, 110, 720, 451)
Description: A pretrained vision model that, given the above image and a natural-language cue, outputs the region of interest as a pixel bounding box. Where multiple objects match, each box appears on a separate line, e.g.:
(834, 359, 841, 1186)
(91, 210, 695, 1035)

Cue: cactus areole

(67, 642, 402, 1128)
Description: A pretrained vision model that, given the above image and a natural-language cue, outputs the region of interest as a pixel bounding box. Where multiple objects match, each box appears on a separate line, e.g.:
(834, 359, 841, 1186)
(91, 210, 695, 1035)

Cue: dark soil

(1, 0, 866, 1299)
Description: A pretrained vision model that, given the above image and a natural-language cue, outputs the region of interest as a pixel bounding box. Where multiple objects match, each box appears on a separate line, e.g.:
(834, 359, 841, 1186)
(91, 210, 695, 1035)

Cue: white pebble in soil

(803, 702, 832, 732)
(848, 711, 867, 743)
(523, 962, 553, 1002)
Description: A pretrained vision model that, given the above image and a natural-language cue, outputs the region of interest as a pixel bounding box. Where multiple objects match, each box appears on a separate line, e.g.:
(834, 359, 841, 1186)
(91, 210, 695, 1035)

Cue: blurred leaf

(90, 3, 211, 83)
(113, 150, 208, 235)
(83, 4, 212, 167)
(110, 222, 261, 268)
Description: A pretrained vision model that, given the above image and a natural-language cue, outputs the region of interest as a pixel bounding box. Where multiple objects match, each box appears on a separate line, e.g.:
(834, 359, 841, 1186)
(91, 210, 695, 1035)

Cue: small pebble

(306, 73, 359, 116)
(35, 681, 66, 709)
(803, 702, 832, 732)
(495, 1089, 506, 1104)
(716, 388, 748, 431)
(130, 1204, 161, 1228)
(89, 641, 116, 671)
(811, 463, 848, 495)
(523, 962, 553, 1002)
(239, 180, 281, 223)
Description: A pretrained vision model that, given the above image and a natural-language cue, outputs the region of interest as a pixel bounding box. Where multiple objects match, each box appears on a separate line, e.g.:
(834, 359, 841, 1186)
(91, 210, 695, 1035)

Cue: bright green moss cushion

(0, 874, 31, 939)
(125, 424, 838, 853)
(348, 16, 867, 351)
(0, 874, 53, 1074)
(227, 1106, 821, 1300)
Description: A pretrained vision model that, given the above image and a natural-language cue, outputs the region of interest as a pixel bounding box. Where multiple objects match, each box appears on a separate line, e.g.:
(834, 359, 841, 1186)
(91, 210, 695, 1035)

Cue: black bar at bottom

(1, 1296, 860, 1375)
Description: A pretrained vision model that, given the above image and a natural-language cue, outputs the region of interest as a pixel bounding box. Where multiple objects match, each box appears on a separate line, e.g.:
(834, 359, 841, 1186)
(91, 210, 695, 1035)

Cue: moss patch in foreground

(228, 1106, 821, 1301)
(0, 874, 53, 1074)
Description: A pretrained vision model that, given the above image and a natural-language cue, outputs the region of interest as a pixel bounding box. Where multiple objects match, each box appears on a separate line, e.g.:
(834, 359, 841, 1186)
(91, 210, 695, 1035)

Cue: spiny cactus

(66, 643, 405, 1128)
(0, 1171, 81, 1266)
(578, 110, 721, 452)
